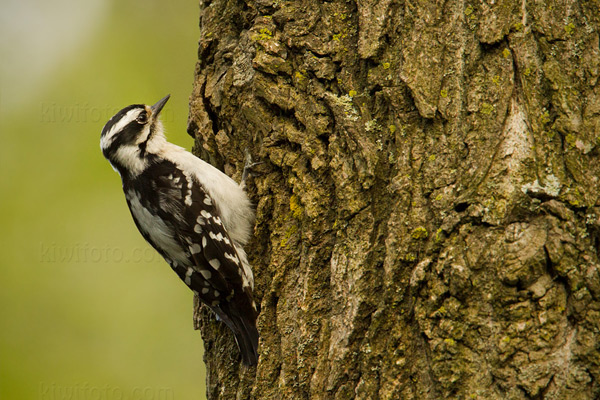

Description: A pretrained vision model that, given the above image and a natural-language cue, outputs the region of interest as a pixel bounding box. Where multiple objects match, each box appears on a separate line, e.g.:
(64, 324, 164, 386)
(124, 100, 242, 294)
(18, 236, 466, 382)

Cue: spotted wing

(129, 160, 258, 364)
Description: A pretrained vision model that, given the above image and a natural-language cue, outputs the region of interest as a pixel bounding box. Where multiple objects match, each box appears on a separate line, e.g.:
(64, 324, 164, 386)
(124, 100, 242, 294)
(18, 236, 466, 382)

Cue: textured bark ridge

(189, 1, 600, 399)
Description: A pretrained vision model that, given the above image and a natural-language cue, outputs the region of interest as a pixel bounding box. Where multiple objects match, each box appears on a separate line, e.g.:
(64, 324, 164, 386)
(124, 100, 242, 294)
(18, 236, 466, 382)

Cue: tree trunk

(188, 1, 600, 399)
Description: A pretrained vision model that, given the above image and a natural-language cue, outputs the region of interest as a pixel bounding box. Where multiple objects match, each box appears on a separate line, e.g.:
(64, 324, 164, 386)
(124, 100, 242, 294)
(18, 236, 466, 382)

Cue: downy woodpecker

(100, 95, 259, 365)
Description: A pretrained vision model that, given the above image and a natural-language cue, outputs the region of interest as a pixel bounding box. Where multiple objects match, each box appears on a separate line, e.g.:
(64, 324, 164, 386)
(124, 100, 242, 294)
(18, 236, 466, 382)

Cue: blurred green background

(1, 0, 207, 398)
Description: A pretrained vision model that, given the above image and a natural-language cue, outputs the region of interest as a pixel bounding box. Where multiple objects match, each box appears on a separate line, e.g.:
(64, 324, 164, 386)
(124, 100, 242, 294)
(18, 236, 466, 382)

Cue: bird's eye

(136, 112, 148, 124)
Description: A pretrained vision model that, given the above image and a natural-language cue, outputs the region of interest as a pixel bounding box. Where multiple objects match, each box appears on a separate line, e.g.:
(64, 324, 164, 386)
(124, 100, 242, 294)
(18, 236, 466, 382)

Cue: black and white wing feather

(124, 160, 259, 365)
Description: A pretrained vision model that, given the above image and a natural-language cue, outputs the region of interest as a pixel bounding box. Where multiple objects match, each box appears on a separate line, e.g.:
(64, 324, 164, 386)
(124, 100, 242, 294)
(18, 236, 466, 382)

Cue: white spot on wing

(209, 231, 224, 241)
(200, 270, 211, 279)
(185, 267, 193, 285)
(200, 210, 212, 219)
(190, 243, 201, 254)
(235, 245, 254, 289)
(224, 253, 239, 264)
(209, 258, 221, 270)
(182, 173, 194, 206)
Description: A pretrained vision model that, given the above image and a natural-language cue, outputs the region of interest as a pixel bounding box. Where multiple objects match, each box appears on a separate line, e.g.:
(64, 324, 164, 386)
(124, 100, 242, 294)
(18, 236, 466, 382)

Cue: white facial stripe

(114, 145, 148, 176)
(100, 109, 142, 150)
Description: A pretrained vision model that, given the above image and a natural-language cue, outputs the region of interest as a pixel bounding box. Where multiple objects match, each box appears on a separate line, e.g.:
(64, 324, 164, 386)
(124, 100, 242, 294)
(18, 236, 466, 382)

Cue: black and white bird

(100, 94, 259, 365)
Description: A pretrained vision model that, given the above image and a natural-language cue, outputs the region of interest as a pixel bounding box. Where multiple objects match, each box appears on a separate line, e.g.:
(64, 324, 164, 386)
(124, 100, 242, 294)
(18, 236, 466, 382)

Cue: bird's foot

(241, 150, 263, 187)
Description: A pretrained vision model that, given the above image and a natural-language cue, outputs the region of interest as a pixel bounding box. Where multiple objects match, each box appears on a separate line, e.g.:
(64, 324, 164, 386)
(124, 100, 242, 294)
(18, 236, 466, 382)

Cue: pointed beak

(151, 94, 170, 116)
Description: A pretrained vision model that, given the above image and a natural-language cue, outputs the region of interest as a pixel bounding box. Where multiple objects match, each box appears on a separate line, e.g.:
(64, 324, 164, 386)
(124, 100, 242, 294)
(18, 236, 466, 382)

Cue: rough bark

(188, 1, 600, 399)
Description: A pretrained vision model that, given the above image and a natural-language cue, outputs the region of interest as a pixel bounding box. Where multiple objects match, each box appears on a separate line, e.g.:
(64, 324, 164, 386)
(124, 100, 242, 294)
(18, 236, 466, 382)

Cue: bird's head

(100, 94, 170, 175)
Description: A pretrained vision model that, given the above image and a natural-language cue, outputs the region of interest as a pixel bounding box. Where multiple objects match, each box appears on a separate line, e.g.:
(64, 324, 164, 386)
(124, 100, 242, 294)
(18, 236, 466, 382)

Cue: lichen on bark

(189, 0, 600, 398)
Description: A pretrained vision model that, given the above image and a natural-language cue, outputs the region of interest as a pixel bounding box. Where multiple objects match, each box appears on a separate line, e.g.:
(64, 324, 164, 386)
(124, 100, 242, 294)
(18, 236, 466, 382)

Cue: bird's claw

(242, 150, 263, 186)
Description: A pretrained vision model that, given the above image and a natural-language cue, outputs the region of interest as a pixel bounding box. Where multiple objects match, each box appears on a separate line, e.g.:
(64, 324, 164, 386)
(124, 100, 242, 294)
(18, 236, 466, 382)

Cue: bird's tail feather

(213, 304, 259, 366)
